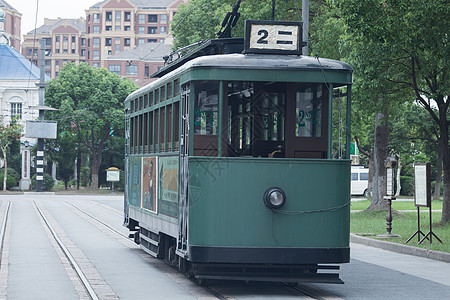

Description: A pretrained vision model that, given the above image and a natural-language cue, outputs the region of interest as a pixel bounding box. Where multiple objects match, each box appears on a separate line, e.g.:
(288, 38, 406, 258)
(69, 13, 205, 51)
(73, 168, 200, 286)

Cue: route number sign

(244, 20, 302, 55)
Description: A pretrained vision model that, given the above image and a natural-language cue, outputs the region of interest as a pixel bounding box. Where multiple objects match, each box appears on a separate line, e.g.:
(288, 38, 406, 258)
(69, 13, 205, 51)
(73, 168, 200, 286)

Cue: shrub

(0, 173, 17, 190)
(31, 173, 55, 191)
(400, 175, 414, 196)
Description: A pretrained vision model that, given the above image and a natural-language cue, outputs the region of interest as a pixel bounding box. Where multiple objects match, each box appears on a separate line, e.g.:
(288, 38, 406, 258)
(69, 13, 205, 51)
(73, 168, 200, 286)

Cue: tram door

(178, 84, 190, 253)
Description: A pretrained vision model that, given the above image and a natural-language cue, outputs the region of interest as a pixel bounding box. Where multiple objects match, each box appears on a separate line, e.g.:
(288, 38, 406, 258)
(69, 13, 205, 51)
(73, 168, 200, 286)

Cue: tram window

(144, 94, 148, 108)
(174, 79, 180, 96)
(149, 91, 154, 106)
(155, 89, 160, 104)
(226, 81, 285, 157)
(296, 84, 322, 137)
(130, 116, 135, 153)
(173, 101, 180, 150)
(131, 100, 135, 113)
(167, 105, 172, 151)
(143, 113, 148, 152)
(140, 96, 144, 110)
(160, 108, 166, 152)
(167, 82, 173, 98)
(149, 111, 154, 152)
(194, 81, 219, 135)
(155, 109, 159, 151)
(139, 114, 143, 153)
(161, 86, 166, 101)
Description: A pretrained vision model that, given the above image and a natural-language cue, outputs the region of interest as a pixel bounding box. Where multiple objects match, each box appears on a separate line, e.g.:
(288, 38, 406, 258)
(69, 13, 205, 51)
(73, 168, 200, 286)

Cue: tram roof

(180, 53, 353, 73)
(127, 52, 353, 102)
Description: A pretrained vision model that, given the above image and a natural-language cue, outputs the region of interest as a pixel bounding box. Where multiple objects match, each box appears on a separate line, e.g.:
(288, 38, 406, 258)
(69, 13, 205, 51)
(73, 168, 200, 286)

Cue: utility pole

(35, 39, 47, 192)
(302, 0, 309, 56)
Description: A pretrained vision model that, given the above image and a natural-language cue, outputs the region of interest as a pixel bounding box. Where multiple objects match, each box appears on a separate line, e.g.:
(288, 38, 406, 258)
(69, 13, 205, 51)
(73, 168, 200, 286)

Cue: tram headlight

(263, 187, 286, 209)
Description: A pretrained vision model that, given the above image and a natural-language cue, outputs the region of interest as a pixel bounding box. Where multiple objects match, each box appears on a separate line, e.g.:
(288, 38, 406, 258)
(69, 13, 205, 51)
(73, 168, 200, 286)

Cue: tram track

(64, 199, 344, 299)
(32, 200, 119, 300)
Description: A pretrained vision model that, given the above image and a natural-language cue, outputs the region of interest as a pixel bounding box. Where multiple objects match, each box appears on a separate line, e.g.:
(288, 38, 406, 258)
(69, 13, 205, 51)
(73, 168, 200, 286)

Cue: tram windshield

(192, 80, 330, 159)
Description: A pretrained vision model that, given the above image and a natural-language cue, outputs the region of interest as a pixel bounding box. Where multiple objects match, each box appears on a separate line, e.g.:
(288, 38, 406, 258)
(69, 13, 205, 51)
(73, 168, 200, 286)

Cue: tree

(340, 0, 450, 223)
(0, 117, 23, 191)
(45, 63, 137, 189)
(171, 0, 303, 49)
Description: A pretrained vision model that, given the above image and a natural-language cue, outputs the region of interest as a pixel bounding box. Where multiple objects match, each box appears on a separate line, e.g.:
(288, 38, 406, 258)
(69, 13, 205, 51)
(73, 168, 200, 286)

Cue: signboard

(26, 121, 57, 139)
(106, 167, 120, 182)
(244, 20, 302, 55)
(414, 163, 431, 207)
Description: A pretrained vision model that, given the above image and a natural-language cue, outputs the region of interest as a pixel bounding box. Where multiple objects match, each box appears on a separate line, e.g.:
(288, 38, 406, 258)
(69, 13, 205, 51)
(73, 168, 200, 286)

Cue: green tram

(124, 32, 353, 284)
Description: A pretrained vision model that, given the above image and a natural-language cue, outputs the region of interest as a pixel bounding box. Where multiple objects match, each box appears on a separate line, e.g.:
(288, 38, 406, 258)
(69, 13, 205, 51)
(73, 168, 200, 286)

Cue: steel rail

(0, 201, 11, 264)
(33, 201, 99, 300)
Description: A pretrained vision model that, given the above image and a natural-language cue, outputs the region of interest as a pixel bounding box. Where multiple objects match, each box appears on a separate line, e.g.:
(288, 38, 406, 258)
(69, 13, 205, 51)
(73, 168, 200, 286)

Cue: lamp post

(378, 157, 401, 238)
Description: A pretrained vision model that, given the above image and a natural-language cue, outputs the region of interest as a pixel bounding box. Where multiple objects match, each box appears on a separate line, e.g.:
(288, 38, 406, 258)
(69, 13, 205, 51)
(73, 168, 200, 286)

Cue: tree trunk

(367, 110, 389, 211)
(90, 154, 102, 190)
(433, 139, 443, 200)
(439, 104, 450, 224)
(395, 157, 402, 197)
(2, 147, 7, 191)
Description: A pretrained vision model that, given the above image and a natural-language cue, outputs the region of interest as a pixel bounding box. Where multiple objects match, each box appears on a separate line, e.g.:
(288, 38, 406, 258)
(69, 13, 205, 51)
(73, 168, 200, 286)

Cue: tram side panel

(187, 157, 350, 265)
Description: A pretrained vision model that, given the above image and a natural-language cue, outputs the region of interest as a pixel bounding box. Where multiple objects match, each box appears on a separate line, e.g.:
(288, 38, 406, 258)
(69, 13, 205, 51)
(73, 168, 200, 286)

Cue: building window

(160, 26, 166, 34)
(93, 50, 100, 59)
(93, 13, 100, 23)
(93, 38, 100, 47)
(109, 65, 121, 75)
(138, 26, 145, 34)
(105, 38, 112, 46)
(93, 25, 100, 33)
(115, 37, 121, 44)
(92, 62, 99, 68)
(71, 49, 75, 54)
(106, 12, 112, 22)
(71, 36, 76, 43)
(115, 11, 121, 22)
(148, 39, 157, 43)
(55, 36, 60, 42)
(63, 35, 68, 42)
(81, 49, 86, 57)
(11, 103, 22, 120)
(148, 14, 157, 23)
(106, 26, 112, 31)
(161, 14, 167, 24)
(124, 38, 130, 46)
(45, 38, 52, 45)
(138, 38, 145, 46)
(124, 26, 130, 31)
(63, 49, 68, 53)
(126, 65, 138, 75)
(125, 12, 131, 22)
(55, 49, 60, 54)
(81, 38, 86, 46)
(148, 27, 157, 34)
(138, 14, 145, 24)
(115, 44, 121, 52)
(144, 66, 149, 77)
(115, 26, 121, 31)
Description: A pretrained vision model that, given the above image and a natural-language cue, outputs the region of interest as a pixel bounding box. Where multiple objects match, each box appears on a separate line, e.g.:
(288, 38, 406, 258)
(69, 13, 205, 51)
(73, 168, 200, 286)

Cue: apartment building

(21, 0, 187, 84)
(0, 0, 21, 50)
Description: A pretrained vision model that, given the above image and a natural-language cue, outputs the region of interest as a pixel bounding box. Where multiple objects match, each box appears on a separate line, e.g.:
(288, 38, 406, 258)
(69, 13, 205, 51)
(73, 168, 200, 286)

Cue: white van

(351, 166, 369, 197)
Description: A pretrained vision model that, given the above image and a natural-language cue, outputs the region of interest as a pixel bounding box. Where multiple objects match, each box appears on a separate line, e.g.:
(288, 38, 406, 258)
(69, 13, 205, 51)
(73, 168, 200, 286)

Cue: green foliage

(171, 0, 303, 49)
(31, 173, 55, 191)
(400, 176, 414, 196)
(45, 63, 138, 188)
(0, 173, 17, 189)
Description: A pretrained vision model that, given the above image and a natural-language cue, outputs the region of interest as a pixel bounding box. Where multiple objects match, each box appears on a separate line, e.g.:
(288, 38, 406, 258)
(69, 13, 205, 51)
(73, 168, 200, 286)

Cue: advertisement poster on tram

(142, 157, 157, 213)
(159, 156, 179, 218)
(128, 156, 141, 207)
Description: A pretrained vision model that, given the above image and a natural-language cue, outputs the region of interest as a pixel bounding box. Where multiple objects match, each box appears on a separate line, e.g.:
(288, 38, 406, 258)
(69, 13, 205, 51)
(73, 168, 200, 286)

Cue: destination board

(244, 20, 302, 55)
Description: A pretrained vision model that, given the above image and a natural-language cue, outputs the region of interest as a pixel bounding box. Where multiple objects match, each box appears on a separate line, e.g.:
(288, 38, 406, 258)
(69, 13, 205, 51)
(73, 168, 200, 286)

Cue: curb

(350, 233, 450, 263)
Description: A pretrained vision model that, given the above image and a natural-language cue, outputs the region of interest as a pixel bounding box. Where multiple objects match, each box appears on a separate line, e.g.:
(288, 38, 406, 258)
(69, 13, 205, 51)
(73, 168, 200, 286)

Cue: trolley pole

(302, 0, 309, 56)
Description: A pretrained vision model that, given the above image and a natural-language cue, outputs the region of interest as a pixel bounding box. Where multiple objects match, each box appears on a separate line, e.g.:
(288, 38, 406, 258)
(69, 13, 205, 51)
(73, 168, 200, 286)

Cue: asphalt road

(0, 194, 449, 299)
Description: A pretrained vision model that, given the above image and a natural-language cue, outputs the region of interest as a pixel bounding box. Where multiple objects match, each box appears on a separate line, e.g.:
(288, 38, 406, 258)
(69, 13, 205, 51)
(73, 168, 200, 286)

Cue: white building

(0, 7, 41, 190)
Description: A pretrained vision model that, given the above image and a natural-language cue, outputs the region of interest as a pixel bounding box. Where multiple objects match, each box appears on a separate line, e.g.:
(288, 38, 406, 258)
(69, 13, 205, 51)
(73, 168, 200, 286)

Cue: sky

(10, 0, 99, 36)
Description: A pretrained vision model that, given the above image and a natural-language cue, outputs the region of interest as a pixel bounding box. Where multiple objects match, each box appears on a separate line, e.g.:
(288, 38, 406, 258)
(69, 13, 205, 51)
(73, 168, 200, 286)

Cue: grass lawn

(350, 200, 449, 253)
